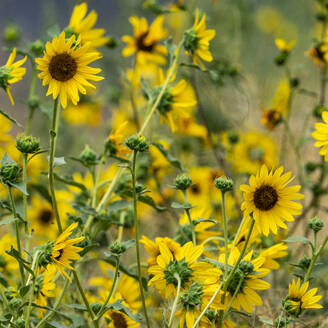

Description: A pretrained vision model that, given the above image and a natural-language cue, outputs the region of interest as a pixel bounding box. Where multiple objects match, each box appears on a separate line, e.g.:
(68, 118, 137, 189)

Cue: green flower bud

(79, 145, 98, 167)
(298, 256, 311, 271)
(0, 162, 21, 185)
(30, 40, 44, 56)
(305, 162, 317, 173)
(9, 297, 22, 309)
(316, 12, 328, 22)
(183, 28, 199, 54)
(16, 135, 40, 154)
(174, 174, 192, 191)
(204, 308, 217, 323)
(290, 77, 300, 88)
(91, 302, 102, 314)
(105, 36, 117, 49)
(104, 139, 118, 157)
(239, 261, 254, 274)
(3, 24, 20, 42)
(214, 177, 233, 193)
(313, 104, 326, 119)
(228, 131, 239, 144)
(308, 217, 324, 232)
(282, 297, 302, 317)
(35, 242, 54, 269)
(27, 95, 40, 110)
(15, 318, 25, 328)
(274, 51, 289, 66)
(109, 240, 127, 256)
(125, 135, 149, 152)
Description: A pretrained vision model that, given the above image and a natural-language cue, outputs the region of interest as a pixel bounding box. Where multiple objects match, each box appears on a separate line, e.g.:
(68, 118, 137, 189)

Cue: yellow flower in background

(240, 165, 304, 236)
(28, 191, 73, 241)
(258, 242, 288, 270)
(122, 16, 168, 65)
(0, 116, 13, 148)
(275, 38, 295, 52)
(184, 8, 216, 68)
(68, 2, 108, 49)
(63, 96, 102, 126)
(176, 116, 208, 140)
(35, 31, 103, 108)
(285, 279, 322, 316)
(51, 222, 84, 280)
(307, 43, 327, 66)
(151, 69, 197, 132)
(231, 132, 277, 175)
(261, 108, 282, 131)
(106, 121, 131, 158)
(149, 140, 172, 179)
(0, 234, 18, 276)
(0, 48, 26, 105)
(313, 111, 328, 161)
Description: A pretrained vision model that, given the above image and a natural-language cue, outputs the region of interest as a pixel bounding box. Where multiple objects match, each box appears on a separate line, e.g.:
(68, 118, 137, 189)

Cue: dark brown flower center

(136, 32, 155, 52)
(253, 185, 278, 211)
(54, 248, 64, 261)
(49, 53, 77, 82)
(111, 312, 128, 328)
(191, 183, 200, 195)
(39, 209, 53, 225)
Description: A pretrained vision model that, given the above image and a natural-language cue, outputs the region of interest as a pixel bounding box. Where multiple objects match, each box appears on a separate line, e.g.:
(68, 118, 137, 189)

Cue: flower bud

(274, 51, 289, 66)
(313, 104, 326, 119)
(16, 135, 40, 154)
(105, 36, 118, 49)
(9, 297, 22, 309)
(307, 217, 324, 232)
(174, 174, 192, 190)
(214, 177, 233, 193)
(183, 28, 198, 54)
(91, 302, 102, 314)
(298, 256, 311, 271)
(125, 135, 149, 152)
(36, 242, 54, 269)
(109, 240, 127, 256)
(3, 24, 20, 42)
(105, 139, 117, 157)
(15, 318, 25, 328)
(290, 77, 300, 88)
(30, 40, 44, 56)
(305, 162, 317, 173)
(79, 145, 97, 166)
(228, 131, 239, 144)
(27, 95, 40, 110)
(239, 261, 254, 274)
(0, 162, 21, 185)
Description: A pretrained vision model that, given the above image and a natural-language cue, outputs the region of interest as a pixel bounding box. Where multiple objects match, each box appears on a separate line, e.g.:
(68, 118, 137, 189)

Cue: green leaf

(258, 316, 273, 326)
(108, 199, 132, 212)
(180, 62, 208, 72)
(6, 246, 34, 276)
(284, 236, 311, 244)
(139, 195, 167, 212)
(0, 272, 8, 287)
(19, 284, 30, 297)
(193, 217, 217, 225)
(52, 157, 66, 167)
(151, 142, 185, 171)
(104, 299, 142, 322)
(67, 304, 88, 311)
(0, 152, 16, 166)
(0, 109, 23, 128)
(39, 103, 52, 118)
(10, 180, 28, 195)
(46, 321, 68, 328)
(171, 202, 193, 210)
(0, 200, 11, 212)
(54, 173, 86, 191)
(0, 219, 16, 226)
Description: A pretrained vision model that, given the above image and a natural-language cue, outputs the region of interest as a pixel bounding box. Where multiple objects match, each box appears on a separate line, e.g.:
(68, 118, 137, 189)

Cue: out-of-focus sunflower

(122, 16, 168, 65)
(35, 31, 103, 108)
(0, 234, 18, 277)
(0, 48, 26, 105)
(67, 2, 108, 50)
(313, 111, 328, 161)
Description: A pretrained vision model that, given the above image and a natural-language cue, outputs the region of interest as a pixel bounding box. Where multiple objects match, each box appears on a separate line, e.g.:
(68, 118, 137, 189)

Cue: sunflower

(148, 241, 219, 298)
(0, 48, 26, 105)
(284, 278, 322, 317)
(231, 132, 277, 175)
(68, 2, 108, 50)
(307, 43, 327, 66)
(261, 108, 282, 131)
(218, 249, 271, 313)
(106, 121, 131, 158)
(240, 165, 304, 236)
(312, 111, 328, 161)
(183, 9, 216, 68)
(258, 242, 288, 270)
(35, 31, 103, 108)
(150, 69, 197, 132)
(122, 16, 168, 65)
(275, 38, 295, 52)
(50, 222, 84, 279)
(0, 234, 18, 277)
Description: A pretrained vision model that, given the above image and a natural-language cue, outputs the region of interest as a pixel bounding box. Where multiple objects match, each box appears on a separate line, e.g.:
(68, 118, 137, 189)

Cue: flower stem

(25, 66, 37, 135)
(48, 98, 62, 233)
(22, 154, 28, 234)
(221, 191, 229, 279)
(8, 186, 25, 284)
(168, 274, 181, 328)
(183, 191, 196, 246)
(132, 150, 151, 328)
(94, 256, 120, 321)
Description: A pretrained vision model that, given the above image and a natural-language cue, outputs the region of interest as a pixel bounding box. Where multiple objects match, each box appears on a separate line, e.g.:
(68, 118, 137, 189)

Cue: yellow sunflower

(0, 48, 26, 105)
(35, 31, 103, 108)
(106, 121, 131, 158)
(0, 234, 18, 277)
(148, 241, 219, 298)
(313, 111, 328, 161)
(122, 16, 168, 65)
(68, 2, 108, 49)
(275, 38, 295, 52)
(151, 69, 197, 132)
(230, 131, 277, 175)
(183, 9, 216, 68)
(240, 165, 304, 236)
(50, 222, 84, 279)
(258, 242, 288, 270)
(284, 278, 322, 317)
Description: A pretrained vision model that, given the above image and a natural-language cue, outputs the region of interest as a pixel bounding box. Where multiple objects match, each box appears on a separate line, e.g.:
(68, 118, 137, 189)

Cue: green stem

(48, 98, 62, 233)
(25, 67, 37, 135)
(25, 251, 40, 328)
(183, 191, 196, 246)
(8, 186, 25, 284)
(221, 191, 229, 279)
(201, 236, 225, 246)
(132, 150, 151, 328)
(0, 286, 14, 318)
(35, 278, 70, 328)
(22, 154, 28, 235)
(304, 234, 328, 282)
(94, 256, 120, 321)
(168, 274, 181, 328)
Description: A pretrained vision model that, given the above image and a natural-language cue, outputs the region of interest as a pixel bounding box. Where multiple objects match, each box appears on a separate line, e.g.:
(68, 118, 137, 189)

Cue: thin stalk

(25, 68, 37, 135)
(132, 150, 151, 328)
(25, 251, 40, 328)
(35, 278, 70, 328)
(201, 236, 225, 246)
(168, 274, 181, 328)
(183, 191, 196, 246)
(221, 191, 229, 278)
(48, 98, 62, 233)
(0, 285, 14, 318)
(94, 256, 120, 321)
(117, 211, 126, 242)
(8, 186, 25, 284)
(22, 154, 28, 234)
